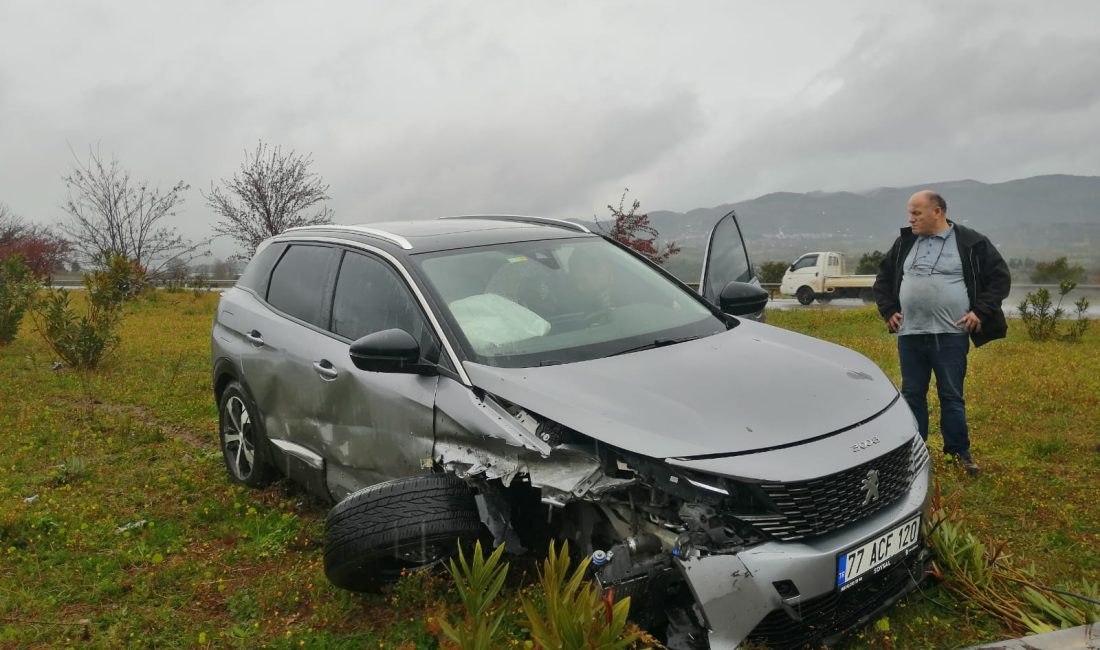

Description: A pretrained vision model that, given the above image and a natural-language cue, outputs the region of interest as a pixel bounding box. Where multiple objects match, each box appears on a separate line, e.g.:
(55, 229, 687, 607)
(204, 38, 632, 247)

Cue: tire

(218, 381, 275, 488)
(323, 474, 489, 592)
(796, 286, 815, 305)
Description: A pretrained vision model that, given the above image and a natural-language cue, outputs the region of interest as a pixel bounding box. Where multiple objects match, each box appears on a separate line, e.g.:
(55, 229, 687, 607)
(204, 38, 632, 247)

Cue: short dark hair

(927, 191, 947, 212)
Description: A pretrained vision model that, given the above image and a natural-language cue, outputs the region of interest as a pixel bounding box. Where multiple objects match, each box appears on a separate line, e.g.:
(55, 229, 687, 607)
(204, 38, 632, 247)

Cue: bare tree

(0, 203, 24, 246)
(204, 141, 334, 259)
(60, 148, 207, 277)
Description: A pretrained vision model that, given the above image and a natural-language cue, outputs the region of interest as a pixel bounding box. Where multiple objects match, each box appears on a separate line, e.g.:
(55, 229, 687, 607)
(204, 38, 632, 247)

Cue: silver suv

(211, 214, 930, 649)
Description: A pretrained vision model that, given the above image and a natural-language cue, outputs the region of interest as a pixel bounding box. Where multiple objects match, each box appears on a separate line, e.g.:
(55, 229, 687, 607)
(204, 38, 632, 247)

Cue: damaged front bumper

(676, 459, 931, 649)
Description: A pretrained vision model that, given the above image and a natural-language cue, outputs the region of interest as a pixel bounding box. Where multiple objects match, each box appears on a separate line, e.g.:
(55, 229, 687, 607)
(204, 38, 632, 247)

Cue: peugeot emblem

(861, 469, 880, 505)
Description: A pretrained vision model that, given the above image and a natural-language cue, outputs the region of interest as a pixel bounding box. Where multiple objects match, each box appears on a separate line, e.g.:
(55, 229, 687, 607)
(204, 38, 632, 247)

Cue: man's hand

(955, 311, 982, 333)
(887, 312, 903, 333)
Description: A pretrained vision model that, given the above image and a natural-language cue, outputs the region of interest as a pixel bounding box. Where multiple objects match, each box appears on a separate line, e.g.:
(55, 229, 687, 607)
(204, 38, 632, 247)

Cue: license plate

(836, 514, 921, 591)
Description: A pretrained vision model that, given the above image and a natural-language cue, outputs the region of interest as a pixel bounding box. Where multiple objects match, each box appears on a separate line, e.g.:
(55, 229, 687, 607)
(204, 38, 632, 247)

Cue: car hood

(463, 319, 899, 459)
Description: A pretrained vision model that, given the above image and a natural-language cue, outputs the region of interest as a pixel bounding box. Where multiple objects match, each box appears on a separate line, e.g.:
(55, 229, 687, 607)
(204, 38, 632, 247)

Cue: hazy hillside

(637, 175, 1100, 281)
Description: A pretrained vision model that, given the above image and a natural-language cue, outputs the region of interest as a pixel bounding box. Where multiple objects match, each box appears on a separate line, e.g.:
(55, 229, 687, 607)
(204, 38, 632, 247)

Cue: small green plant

(438, 540, 510, 650)
(1018, 280, 1090, 342)
(1030, 437, 1068, 459)
(33, 252, 146, 369)
(35, 288, 118, 369)
(186, 274, 211, 298)
(50, 456, 91, 486)
(90, 251, 147, 305)
(1063, 296, 1090, 342)
(0, 255, 40, 345)
(521, 540, 637, 650)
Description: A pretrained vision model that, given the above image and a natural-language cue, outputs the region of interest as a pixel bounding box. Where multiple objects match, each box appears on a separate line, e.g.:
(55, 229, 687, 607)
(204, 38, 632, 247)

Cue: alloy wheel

(222, 395, 256, 481)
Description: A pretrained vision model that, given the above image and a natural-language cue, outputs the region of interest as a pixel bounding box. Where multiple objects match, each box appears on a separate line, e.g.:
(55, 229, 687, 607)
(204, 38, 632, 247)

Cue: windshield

(414, 238, 726, 367)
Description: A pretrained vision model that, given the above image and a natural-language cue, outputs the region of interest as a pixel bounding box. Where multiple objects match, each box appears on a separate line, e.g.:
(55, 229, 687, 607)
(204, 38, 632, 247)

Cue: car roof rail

(438, 214, 592, 234)
(281, 224, 413, 250)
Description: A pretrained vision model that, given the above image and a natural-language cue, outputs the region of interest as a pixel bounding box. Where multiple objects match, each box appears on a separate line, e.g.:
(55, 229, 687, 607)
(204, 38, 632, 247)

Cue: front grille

(747, 548, 928, 649)
(751, 438, 920, 541)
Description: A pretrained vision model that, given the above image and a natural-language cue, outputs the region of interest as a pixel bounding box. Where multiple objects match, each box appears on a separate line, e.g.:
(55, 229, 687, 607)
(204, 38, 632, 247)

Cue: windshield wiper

(609, 335, 703, 357)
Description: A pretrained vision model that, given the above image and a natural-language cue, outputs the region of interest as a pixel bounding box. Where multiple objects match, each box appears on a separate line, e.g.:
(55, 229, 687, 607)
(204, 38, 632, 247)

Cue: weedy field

(1, 293, 1097, 649)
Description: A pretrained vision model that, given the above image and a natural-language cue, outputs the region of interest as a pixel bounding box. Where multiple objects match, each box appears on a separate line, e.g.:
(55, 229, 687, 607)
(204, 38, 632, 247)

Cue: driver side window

(792, 255, 818, 271)
(330, 251, 436, 360)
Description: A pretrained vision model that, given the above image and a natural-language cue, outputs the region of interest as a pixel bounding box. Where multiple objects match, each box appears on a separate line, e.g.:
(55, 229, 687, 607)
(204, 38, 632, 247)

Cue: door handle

(313, 360, 339, 381)
(246, 330, 265, 346)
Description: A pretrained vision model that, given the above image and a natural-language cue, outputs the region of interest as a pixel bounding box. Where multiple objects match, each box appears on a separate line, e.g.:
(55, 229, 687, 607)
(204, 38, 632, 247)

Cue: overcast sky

(2, 0, 1099, 259)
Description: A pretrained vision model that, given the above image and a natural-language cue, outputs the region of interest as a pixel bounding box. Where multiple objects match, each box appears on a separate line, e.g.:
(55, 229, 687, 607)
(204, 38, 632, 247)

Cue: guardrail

(47, 278, 239, 288)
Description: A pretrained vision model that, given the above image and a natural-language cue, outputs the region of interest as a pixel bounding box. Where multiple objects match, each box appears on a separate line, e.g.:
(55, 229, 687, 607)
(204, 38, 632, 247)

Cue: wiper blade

(610, 335, 702, 357)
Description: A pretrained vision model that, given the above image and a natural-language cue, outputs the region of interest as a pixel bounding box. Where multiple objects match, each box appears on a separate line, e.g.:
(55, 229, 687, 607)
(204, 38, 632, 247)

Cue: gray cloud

(1, 0, 1098, 259)
(331, 90, 706, 220)
(705, 2, 1100, 198)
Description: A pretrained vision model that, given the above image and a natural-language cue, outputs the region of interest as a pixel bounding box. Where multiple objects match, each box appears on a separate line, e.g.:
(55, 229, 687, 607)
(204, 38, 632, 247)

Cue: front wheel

(218, 381, 275, 488)
(323, 474, 489, 592)
(796, 286, 815, 305)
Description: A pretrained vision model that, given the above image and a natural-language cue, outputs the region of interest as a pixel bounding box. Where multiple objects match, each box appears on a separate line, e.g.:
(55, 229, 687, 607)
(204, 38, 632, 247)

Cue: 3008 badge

(851, 437, 880, 452)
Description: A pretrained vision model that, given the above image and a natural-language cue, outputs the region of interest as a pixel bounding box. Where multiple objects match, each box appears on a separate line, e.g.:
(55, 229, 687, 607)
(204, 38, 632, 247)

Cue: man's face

(907, 193, 944, 236)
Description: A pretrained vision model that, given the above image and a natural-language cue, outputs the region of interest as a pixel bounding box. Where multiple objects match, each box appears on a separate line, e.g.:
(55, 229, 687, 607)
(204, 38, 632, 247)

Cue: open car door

(698, 210, 768, 321)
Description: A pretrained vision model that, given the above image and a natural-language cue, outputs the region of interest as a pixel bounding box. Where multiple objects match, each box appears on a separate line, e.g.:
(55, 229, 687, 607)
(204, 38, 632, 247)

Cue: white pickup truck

(780, 251, 876, 305)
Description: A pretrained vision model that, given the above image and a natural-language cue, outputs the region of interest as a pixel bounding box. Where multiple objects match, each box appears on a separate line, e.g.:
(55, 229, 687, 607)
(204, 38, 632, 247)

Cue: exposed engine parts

(431, 395, 930, 650)
(436, 406, 773, 648)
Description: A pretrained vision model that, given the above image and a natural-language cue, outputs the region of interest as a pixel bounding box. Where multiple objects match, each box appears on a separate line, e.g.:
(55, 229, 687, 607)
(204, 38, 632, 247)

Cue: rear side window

(266, 245, 337, 327)
(236, 243, 286, 296)
(331, 251, 432, 349)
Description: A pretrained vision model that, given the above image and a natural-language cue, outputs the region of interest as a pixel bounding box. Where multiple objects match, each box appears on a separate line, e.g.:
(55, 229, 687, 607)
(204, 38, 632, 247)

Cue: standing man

(873, 191, 1011, 476)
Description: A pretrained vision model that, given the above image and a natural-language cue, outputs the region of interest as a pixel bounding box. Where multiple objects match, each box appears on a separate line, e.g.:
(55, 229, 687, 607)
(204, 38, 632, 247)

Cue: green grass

(1, 295, 1097, 649)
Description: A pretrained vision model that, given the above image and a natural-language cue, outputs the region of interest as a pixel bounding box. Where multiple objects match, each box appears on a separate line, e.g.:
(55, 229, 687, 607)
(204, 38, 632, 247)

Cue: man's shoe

(945, 452, 981, 476)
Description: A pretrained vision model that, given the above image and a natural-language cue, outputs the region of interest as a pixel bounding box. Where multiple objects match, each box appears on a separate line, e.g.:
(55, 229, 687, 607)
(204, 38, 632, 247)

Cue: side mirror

(349, 328, 430, 374)
(719, 281, 769, 316)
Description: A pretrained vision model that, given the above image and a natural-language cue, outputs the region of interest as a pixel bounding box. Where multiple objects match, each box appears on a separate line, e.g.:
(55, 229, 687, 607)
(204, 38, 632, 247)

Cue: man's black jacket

(873, 222, 1011, 347)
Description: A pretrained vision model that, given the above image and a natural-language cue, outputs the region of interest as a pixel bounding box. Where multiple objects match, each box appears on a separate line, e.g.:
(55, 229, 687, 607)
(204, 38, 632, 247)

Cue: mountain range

(632, 175, 1100, 281)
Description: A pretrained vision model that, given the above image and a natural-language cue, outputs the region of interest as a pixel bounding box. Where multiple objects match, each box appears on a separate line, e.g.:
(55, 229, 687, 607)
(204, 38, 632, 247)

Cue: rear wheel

(218, 381, 275, 488)
(323, 474, 489, 592)
(796, 286, 815, 305)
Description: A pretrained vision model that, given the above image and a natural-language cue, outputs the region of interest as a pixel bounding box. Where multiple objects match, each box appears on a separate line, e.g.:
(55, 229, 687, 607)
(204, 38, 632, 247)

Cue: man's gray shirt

(898, 226, 970, 335)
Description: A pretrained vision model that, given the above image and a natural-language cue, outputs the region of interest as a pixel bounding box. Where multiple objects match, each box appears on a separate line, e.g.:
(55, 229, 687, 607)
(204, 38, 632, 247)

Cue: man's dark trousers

(897, 333, 971, 456)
